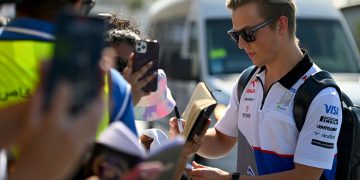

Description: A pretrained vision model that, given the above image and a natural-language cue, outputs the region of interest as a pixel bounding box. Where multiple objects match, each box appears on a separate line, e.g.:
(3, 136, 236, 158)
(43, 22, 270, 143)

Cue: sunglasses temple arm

(252, 18, 275, 32)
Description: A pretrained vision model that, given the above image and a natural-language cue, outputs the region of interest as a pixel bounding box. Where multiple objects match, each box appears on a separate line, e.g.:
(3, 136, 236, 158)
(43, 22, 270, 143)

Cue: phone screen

(133, 40, 159, 92)
(44, 13, 105, 114)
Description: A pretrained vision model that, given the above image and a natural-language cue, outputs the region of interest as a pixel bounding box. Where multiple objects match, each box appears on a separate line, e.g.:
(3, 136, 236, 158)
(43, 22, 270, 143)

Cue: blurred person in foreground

(0, 0, 106, 179)
(169, 0, 342, 179)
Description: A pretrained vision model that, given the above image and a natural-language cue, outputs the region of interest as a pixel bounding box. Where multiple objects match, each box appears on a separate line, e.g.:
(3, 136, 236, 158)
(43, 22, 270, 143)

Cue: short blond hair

(225, 0, 297, 38)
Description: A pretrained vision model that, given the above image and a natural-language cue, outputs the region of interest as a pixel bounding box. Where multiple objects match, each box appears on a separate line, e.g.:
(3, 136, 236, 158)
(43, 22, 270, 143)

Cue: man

(170, 0, 342, 179)
(0, 0, 105, 179)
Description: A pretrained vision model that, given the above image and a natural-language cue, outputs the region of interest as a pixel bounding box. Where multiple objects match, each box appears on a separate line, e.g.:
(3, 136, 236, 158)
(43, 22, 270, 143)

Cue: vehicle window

(206, 19, 360, 75)
(206, 19, 252, 75)
(297, 19, 359, 73)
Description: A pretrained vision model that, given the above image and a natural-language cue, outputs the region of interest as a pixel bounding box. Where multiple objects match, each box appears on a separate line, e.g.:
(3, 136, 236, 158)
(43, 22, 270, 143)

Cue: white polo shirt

(215, 52, 341, 179)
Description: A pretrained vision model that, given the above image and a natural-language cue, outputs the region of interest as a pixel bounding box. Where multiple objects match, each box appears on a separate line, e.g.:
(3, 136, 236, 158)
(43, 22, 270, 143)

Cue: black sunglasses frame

(227, 17, 278, 45)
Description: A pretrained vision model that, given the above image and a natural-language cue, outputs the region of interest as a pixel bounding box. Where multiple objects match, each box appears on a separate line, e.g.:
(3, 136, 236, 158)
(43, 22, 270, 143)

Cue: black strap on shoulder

(293, 71, 342, 131)
(237, 65, 258, 103)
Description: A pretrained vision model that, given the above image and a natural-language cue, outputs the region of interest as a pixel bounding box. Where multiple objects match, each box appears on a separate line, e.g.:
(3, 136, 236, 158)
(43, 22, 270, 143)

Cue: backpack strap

(237, 65, 258, 102)
(236, 65, 259, 175)
(293, 70, 342, 131)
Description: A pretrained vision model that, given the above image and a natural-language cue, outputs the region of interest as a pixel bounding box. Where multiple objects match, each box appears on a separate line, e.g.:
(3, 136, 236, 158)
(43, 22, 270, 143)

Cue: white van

(148, 0, 360, 111)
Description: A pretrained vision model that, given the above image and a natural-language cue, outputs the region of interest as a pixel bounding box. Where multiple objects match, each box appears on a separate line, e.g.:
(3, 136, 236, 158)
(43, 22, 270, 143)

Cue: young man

(170, 0, 342, 179)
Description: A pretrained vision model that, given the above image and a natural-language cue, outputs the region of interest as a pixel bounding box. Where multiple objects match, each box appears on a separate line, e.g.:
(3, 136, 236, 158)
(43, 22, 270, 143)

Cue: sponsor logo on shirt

(242, 113, 251, 118)
(311, 139, 334, 149)
(321, 133, 336, 140)
(320, 116, 338, 125)
(317, 124, 337, 131)
(290, 88, 297, 94)
(302, 75, 308, 81)
(246, 89, 256, 94)
(244, 98, 254, 101)
(324, 104, 339, 115)
(247, 166, 255, 176)
(250, 79, 258, 88)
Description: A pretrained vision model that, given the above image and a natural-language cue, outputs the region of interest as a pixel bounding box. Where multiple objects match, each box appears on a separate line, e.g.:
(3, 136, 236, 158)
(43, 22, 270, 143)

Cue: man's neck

(265, 40, 303, 82)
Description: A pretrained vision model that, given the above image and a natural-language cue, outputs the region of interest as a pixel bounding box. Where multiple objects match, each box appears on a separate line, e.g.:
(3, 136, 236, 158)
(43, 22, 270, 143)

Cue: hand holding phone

(133, 40, 159, 92)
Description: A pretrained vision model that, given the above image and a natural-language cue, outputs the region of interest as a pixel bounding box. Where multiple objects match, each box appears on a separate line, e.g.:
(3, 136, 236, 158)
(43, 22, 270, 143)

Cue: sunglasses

(227, 17, 277, 45)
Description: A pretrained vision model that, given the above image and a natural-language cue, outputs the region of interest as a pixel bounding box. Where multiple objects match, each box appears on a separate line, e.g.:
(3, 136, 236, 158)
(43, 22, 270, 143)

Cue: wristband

(232, 172, 240, 180)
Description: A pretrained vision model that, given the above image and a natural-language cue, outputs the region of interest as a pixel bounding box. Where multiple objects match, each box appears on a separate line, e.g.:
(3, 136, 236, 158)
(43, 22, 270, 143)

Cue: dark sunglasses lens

(240, 29, 255, 43)
(228, 31, 239, 45)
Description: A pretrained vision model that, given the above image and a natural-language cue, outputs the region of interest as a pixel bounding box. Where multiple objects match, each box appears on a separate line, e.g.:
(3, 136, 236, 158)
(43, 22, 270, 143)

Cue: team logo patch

(276, 91, 294, 111)
(311, 139, 334, 149)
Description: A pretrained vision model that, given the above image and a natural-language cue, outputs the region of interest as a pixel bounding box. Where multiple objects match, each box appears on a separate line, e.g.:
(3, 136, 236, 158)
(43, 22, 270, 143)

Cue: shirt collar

(256, 49, 313, 90)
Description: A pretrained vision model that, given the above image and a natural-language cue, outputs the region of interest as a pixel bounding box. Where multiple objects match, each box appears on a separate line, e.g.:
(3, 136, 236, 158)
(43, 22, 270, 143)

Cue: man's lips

(248, 52, 256, 58)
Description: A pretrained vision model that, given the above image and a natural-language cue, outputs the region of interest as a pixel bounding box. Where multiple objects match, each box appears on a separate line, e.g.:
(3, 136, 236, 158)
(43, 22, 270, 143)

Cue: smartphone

(43, 13, 105, 114)
(133, 40, 159, 92)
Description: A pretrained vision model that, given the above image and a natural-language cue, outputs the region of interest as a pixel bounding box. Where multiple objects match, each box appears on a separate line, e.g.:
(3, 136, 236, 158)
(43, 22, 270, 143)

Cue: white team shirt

(215, 52, 341, 178)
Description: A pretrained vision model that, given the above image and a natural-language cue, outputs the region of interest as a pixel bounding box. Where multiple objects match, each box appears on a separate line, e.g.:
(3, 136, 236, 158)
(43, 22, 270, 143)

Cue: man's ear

(278, 16, 289, 36)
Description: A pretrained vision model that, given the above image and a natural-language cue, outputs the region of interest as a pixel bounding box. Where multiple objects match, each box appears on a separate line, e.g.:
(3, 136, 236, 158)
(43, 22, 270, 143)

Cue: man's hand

(171, 117, 211, 180)
(169, 117, 210, 157)
(189, 161, 230, 180)
(123, 53, 157, 105)
(168, 117, 185, 139)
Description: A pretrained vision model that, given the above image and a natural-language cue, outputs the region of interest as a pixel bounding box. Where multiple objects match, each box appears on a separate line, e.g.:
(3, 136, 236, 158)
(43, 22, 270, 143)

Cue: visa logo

(324, 104, 339, 115)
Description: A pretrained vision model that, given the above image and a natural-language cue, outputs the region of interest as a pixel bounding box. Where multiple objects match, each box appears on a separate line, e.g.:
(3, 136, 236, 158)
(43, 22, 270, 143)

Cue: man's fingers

(127, 53, 134, 72)
(132, 61, 153, 81)
(169, 117, 179, 128)
(199, 119, 211, 137)
(192, 161, 205, 168)
(136, 71, 157, 88)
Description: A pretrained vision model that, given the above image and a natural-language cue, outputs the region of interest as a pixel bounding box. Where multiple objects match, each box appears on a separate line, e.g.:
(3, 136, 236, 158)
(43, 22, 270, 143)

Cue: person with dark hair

(0, 0, 105, 179)
(101, 13, 156, 105)
(169, 0, 342, 179)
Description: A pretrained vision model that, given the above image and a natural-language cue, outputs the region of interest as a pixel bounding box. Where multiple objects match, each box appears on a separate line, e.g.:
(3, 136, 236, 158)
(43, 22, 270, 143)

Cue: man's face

(231, 3, 279, 67)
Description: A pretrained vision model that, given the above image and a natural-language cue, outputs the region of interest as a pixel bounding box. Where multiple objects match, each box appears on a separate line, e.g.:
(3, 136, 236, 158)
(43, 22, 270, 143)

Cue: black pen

(174, 106, 184, 133)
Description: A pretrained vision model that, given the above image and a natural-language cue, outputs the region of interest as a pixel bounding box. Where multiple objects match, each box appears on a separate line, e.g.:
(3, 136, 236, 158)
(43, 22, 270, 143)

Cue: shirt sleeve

(294, 87, 342, 170)
(110, 69, 138, 136)
(215, 82, 240, 137)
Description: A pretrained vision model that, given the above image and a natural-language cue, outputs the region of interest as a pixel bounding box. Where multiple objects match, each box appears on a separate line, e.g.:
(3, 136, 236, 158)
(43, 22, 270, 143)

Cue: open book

(182, 82, 217, 141)
(81, 122, 185, 179)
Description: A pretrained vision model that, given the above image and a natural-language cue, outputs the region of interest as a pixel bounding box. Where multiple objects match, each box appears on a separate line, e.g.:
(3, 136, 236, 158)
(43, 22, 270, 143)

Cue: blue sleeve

(110, 69, 138, 136)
